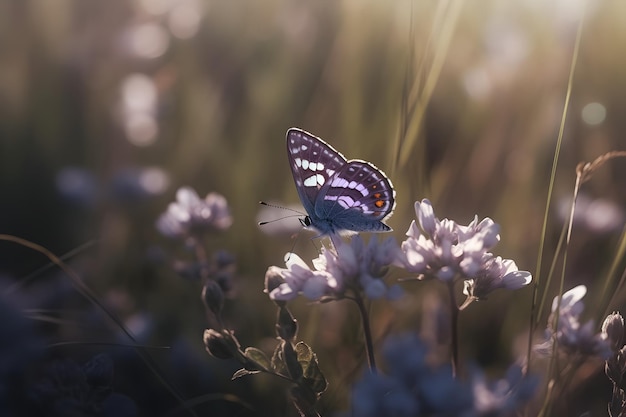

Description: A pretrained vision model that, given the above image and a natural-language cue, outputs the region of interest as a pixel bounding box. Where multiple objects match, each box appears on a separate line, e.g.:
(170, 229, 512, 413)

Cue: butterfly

(286, 128, 395, 235)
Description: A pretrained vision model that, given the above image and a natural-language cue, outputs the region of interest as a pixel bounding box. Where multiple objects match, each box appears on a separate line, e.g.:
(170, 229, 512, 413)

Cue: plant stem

(447, 281, 459, 377)
(354, 294, 377, 372)
(192, 236, 210, 281)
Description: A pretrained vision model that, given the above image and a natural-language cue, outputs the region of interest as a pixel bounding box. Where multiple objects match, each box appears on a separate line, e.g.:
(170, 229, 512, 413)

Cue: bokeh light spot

(581, 102, 606, 126)
(130, 23, 170, 59)
(139, 167, 170, 195)
(138, 0, 172, 16)
(168, 3, 202, 39)
(121, 73, 157, 113)
(125, 113, 158, 146)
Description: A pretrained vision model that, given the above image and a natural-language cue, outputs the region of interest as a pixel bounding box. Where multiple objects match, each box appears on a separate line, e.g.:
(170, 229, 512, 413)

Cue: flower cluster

(265, 235, 403, 302)
(351, 334, 537, 417)
(398, 199, 531, 306)
(536, 285, 611, 359)
(156, 186, 232, 241)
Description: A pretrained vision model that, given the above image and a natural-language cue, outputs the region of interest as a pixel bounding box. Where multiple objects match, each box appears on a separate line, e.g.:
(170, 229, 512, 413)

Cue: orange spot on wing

(373, 192, 381, 199)
(375, 200, 384, 208)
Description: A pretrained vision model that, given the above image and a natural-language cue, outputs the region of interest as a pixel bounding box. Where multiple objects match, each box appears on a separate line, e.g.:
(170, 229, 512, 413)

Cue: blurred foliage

(1, 0, 625, 415)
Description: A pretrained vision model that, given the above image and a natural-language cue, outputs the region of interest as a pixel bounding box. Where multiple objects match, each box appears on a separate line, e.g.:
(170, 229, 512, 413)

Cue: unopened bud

(203, 329, 239, 359)
(202, 280, 224, 319)
(603, 311, 625, 351)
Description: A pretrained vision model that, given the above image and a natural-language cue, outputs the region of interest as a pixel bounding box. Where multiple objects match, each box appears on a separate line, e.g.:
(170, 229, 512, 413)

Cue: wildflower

(351, 333, 535, 417)
(265, 235, 402, 302)
(603, 311, 625, 352)
(471, 364, 538, 415)
(398, 199, 531, 304)
(462, 255, 532, 307)
(156, 186, 232, 240)
(536, 285, 611, 359)
(398, 199, 501, 281)
(265, 252, 339, 301)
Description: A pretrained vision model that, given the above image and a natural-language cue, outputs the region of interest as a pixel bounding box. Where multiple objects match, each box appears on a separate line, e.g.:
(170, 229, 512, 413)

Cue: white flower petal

(417, 199, 437, 236)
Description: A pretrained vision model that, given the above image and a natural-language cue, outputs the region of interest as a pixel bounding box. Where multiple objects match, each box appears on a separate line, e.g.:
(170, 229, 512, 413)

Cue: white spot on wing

(309, 162, 317, 171)
(303, 175, 317, 187)
(303, 174, 325, 187)
(295, 158, 302, 168)
(302, 159, 309, 170)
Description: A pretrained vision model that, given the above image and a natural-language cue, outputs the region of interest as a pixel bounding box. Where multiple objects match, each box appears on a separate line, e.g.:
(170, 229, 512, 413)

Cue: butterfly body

(286, 128, 395, 235)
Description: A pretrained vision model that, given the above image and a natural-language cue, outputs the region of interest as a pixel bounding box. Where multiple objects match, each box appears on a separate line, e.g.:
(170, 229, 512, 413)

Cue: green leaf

(295, 342, 327, 395)
(283, 342, 303, 380)
(232, 368, 260, 380)
(271, 341, 287, 375)
(244, 347, 270, 371)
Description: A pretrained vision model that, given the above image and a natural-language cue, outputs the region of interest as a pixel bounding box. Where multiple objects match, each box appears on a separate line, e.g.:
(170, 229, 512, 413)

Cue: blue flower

(471, 364, 538, 415)
(351, 333, 537, 417)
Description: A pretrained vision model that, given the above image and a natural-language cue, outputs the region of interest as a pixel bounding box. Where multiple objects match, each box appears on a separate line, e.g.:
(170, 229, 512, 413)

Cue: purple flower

(471, 364, 538, 415)
(461, 255, 532, 308)
(398, 199, 501, 281)
(536, 285, 611, 359)
(156, 187, 232, 240)
(265, 252, 339, 301)
(265, 235, 402, 302)
(398, 199, 531, 306)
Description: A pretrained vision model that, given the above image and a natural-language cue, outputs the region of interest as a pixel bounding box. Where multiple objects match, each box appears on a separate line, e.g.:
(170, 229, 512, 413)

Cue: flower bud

(602, 311, 625, 351)
(202, 280, 224, 319)
(265, 266, 286, 306)
(203, 329, 240, 359)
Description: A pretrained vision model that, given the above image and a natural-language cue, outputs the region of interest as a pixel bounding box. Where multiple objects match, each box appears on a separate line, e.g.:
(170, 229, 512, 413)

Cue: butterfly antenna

(257, 215, 302, 226)
(258, 201, 306, 226)
(259, 201, 305, 215)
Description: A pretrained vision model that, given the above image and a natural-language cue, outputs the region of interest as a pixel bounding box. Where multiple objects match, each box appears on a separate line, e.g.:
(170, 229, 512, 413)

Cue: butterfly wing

(316, 159, 396, 232)
(286, 128, 347, 217)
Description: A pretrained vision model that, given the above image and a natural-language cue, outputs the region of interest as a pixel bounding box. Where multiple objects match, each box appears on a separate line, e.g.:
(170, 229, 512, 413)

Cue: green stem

(354, 294, 377, 372)
(447, 281, 459, 377)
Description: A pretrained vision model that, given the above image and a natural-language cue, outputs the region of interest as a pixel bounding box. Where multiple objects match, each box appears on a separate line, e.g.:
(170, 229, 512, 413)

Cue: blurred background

(1, 0, 625, 415)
